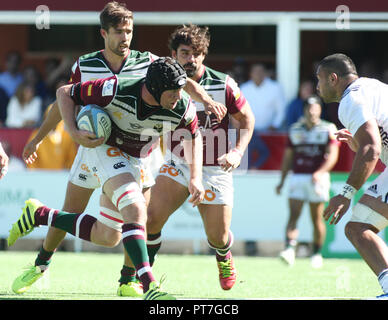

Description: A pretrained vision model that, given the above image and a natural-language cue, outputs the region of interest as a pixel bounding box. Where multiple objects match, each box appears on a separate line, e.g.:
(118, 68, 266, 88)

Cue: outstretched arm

(324, 119, 381, 224)
(23, 102, 62, 164)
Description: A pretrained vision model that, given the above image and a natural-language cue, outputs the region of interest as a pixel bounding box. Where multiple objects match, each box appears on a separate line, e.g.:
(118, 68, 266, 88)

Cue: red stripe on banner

(116, 190, 135, 208)
(100, 211, 124, 223)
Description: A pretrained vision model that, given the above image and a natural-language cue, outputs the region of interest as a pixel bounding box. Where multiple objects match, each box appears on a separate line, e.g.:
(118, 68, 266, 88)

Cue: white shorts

(350, 168, 388, 231)
(288, 172, 330, 203)
(158, 154, 234, 207)
(69, 145, 155, 190)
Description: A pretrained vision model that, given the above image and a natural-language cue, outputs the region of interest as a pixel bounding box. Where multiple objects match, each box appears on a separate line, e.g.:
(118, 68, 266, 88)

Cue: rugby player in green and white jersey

(143, 24, 255, 290)
(14, 2, 225, 297)
(9, 57, 204, 300)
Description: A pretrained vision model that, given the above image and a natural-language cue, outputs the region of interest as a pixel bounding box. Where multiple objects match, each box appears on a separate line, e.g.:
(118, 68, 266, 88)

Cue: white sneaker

(279, 247, 295, 266)
(311, 253, 323, 269)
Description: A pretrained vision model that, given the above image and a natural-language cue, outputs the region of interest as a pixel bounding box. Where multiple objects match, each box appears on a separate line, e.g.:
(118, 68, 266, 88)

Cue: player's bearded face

(183, 62, 198, 78)
(175, 45, 205, 78)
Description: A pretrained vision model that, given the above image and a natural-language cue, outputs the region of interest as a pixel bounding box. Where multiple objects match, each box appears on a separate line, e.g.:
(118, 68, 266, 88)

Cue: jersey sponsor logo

(379, 126, 388, 148)
(204, 189, 216, 201)
(368, 184, 378, 194)
(78, 173, 87, 181)
(106, 147, 130, 160)
(159, 164, 180, 177)
(102, 79, 115, 96)
(113, 162, 126, 169)
(81, 163, 90, 172)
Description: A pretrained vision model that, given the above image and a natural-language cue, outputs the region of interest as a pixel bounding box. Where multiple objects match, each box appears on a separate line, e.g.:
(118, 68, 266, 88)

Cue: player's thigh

(62, 181, 95, 213)
(143, 187, 151, 207)
(198, 204, 232, 244)
(147, 175, 189, 233)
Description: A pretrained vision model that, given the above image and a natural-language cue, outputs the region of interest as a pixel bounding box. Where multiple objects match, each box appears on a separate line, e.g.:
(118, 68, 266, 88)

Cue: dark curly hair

(168, 24, 210, 56)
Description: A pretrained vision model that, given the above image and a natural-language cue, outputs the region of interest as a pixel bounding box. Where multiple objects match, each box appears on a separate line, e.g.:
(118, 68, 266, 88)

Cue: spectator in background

(229, 57, 248, 86)
(0, 86, 9, 127)
(23, 65, 48, 105)
(285, 79, 314, 129)
(0, 51, 24, 99)
(0, 141, 9, 179)
(43, 56, 73, 107)
(276, 96, 339, 268)
(0, 140, 25, 172)
(5, 82, 42, 128)
(241, 63, 286, 131)
(240, 63, 286, 168)
(24, 104, 77, 170)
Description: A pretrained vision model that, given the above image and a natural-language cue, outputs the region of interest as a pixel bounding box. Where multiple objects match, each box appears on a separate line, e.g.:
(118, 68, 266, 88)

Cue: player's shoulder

(77, 50, 103, 63)
(115, 76, 143, 95)
(341, 77, 382, 103)
(126, 50, 158, 64)
(290, 118, 305, 131)
(199, 66, 228, 87)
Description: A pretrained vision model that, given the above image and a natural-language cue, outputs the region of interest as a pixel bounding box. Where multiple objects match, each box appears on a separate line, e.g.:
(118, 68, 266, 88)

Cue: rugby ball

(76, 104, 112, 143)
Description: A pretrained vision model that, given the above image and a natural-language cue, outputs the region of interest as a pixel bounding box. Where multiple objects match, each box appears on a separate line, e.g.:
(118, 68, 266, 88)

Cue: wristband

(231, 148, 243, 158)
(340, 183, 357, 200)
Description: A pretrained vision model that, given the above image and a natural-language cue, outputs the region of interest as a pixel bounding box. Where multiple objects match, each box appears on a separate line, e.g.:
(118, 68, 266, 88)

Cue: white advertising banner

(0, 170, 384, 257)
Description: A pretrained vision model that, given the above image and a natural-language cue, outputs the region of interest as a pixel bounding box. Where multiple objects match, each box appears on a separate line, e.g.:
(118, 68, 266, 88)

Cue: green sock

(147, 232, 162, 266)
(34, 246, 55, 271)
(122, 223, 155, 292)
(119, 265, 137, 285)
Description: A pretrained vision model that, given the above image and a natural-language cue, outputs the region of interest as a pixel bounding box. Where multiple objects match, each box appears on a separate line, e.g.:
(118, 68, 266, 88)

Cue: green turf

(0, 251, 382, 300)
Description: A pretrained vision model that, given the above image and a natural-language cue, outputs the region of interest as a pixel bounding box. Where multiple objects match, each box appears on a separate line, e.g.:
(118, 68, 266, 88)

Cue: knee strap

(112, 182, 145, 211)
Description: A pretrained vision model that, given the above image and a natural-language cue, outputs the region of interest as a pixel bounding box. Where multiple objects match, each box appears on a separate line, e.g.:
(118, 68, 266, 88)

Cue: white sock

(378, 269, 388, 293)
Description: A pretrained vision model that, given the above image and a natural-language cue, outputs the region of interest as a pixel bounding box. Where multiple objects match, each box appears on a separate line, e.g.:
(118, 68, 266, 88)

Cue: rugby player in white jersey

(276, 96, 339, 268)
(142, 24, 254, 290)
(316, 53, 388, 298)
(15, 2, 225, 297)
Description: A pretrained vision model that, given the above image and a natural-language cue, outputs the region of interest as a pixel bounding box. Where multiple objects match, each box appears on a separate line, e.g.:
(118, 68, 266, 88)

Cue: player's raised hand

(217, 148, 242, 172)
(23, 139, 42, 164)
(335, 129, 359, 152)
(188, 177, 205, 207)
(204, 101, 227, 123)
(323, 194, 351, 225)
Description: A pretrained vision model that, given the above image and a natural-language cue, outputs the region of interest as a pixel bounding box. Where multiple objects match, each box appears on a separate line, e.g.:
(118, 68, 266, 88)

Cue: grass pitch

(0, 251, 382, 300)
